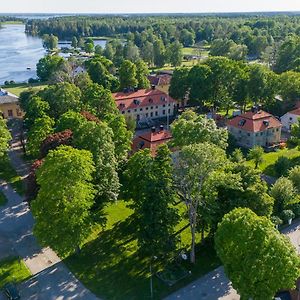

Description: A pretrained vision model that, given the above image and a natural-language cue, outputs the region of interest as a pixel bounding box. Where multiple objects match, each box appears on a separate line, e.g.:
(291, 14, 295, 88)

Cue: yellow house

(0, 89, 24, 119)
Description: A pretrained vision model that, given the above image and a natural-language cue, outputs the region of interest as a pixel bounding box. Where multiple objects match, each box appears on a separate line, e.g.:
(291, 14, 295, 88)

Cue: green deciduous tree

(25, 96, 50, 127)
(215, 208, 300, 300)
(81, 83, 118, 118)
(42, 34, 58, 50)
(104, 113, 133, 163)
(32, 145, 95, 256)
(135, 60, 150, 89)
(167, 40, 183, 67)
(124, 145, 178, 257)
(171, 110, 228, 149)
(119, 60, 138, 89)
(86, 56, 119, 91)
(37, 55, 64, 82)
(153, 39, 166, 68)
(26, 116, 55, 158)
(0, 115, 11, 157)
(270, 177, 298, 214)
(40, 82, 82, 119)
(248, 145, 264, 169)
(169, 67, 189, 103)
(173, 142, 227, 263)
(288, 165, 300, 193)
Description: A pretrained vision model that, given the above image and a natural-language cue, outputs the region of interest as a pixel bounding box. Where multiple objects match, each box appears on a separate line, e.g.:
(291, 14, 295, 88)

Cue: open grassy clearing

(0, 191, 7, 207)
(246, 147, 300, 177)
(4, 83, 48, 97)
(0, 155, 24, 195)
(0, 257, 31, 288)
(65, 200, 220, 299)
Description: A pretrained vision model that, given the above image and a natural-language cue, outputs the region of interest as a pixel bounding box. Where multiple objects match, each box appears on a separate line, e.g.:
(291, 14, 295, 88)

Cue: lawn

(0, 257, 31, 287)
(4, 83, 48, 97)
(247, 147, 300, 177)
(65, 200, 220, 300)
(0, 191, 7, 206)
(0, 155, 24, 195)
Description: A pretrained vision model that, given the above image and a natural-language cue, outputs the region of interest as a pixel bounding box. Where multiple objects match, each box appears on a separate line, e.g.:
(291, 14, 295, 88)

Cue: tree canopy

(215, 208, 300, 300)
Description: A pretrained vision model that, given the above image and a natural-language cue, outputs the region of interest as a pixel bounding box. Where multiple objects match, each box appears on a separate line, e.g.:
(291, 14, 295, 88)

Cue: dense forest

(26, 15, 300, 57)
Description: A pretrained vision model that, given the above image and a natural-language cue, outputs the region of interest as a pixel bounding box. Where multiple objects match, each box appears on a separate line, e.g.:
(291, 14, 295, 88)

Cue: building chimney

(151, 85, 155, 90)
(151, 126, 156, 133)
(159, 125, 164, 131)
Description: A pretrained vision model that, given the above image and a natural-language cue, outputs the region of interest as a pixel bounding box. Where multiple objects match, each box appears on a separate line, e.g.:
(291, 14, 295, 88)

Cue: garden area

(65, 200, 220, 300)
(0, 257, 30, 288)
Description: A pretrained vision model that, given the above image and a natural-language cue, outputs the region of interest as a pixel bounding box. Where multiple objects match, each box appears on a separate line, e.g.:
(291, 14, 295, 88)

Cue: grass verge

(0, 191, 7, 206)
(0, 155, 24, 195)
(4, 83, 48, 97)
(247, 147, 300, 177)
(0, 257, 31, 288)
(65, 200, 220, 299)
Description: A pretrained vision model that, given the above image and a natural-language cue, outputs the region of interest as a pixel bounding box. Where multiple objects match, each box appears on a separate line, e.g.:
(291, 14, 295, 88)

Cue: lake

(0, 24, 108, 85)
(0, 24, 45, 84)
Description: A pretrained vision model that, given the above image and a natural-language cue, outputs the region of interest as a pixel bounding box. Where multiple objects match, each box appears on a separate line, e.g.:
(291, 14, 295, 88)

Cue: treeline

(26, 15, 300, 58)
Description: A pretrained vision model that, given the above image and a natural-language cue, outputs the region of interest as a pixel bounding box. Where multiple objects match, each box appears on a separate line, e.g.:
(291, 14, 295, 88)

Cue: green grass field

(65, 200, 220, 299)
(0, 155, 24, 195)
(0, 257, 31, 288)
(247, 147, 300, 177)
(0, 191, 7, 206)
(4, 83, 48, 97)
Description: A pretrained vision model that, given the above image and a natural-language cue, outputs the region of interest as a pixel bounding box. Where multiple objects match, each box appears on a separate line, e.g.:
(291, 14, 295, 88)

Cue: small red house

(132, 126, 172, 156)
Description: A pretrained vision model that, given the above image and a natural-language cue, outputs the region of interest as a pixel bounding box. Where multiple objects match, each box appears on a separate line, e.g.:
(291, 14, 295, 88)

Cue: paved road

(0, 120, 99, 300)
(165, 219, 300, 300)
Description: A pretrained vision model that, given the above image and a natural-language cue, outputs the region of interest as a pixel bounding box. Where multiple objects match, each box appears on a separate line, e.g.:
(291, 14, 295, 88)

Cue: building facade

(227, 109, 282, 148)
(281, 108, 300, 131)
(113, 88, 177, 124)
(0, 89, 24, 119)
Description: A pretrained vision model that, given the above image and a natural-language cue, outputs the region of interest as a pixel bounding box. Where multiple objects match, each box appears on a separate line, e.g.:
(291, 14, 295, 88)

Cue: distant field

(1, 21, 24, 25)
(4, 83, 48, 96)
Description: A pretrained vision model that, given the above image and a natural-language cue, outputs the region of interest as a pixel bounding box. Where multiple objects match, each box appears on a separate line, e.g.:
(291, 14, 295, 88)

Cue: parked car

(3, 283, 20, 300)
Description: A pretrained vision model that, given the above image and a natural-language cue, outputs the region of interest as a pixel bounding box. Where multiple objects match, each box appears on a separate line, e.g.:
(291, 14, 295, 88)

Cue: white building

(281, 108, 300, 131)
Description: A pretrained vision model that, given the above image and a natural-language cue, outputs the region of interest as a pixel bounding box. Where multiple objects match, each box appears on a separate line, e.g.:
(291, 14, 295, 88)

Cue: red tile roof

(288, 108, 300, 116)
(132, 129, 172, 156)
(113, 89, 176, 111)
(227, 110, 282, 132)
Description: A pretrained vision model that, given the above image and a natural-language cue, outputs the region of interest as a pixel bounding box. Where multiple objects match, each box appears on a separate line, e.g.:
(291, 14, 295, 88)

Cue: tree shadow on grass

(64, 216, 153, 300)
(65, 216, 222, 300)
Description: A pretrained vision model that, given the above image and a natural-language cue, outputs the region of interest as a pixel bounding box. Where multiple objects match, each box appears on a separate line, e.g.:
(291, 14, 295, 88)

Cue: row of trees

(170, 56, 300, 116)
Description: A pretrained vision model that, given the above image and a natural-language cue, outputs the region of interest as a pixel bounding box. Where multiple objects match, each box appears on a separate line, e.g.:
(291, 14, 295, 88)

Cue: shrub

(271, 216, 283, 226)
(274, 156, 291, 177)
(289, 203, 300, 217)
(281, 210, 295, 222)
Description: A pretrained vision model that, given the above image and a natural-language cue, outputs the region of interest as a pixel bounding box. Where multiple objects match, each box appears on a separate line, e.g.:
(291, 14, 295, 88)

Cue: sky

(1, 0, 300, 14)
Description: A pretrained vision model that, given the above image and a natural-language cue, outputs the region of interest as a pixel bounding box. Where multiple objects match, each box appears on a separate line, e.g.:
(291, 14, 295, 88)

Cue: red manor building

(113, 88, 177, 124)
